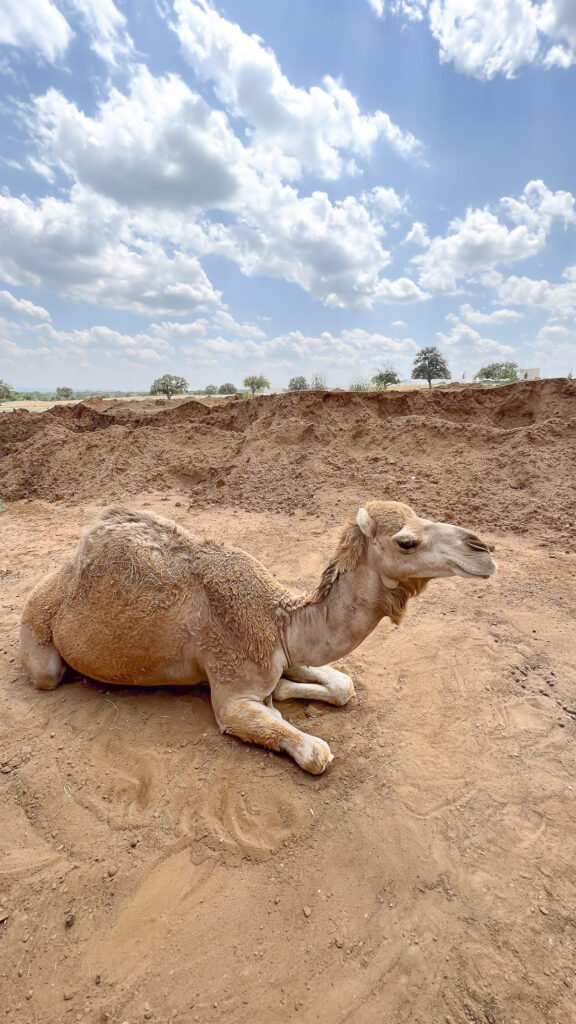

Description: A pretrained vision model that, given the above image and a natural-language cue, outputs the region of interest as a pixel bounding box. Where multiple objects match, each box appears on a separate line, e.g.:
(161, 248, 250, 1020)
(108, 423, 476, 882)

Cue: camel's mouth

(448, 560, 496, 579)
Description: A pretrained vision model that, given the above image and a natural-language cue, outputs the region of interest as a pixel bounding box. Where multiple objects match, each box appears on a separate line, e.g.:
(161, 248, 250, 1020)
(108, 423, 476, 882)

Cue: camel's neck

(283, 561, 411, 667)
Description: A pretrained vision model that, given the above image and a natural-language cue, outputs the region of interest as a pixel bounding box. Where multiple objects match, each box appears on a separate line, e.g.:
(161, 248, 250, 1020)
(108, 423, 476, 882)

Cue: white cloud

(392, 319, 407, 328)
(33, 69, 248, 210)
(414, 208, 544, 292)
(501, 179, 575, 231)
(403, 221, 430, 247)
(0, 0, 72, 63)
(0, 289, 51, 322)
(428, 0, 541, 79)
(0, 189, 221, 315)
(458, 303, 524, 325)
(436, 321, 517, 372)
(413, 181, 575, 293)
(535, 323, 571, 343)
(497, 266, 576, 319)
(369, 0, 576, 77)
(172, 0, 421, 179)
(30, 63, 424, 311)
(67, 0, 133, 65)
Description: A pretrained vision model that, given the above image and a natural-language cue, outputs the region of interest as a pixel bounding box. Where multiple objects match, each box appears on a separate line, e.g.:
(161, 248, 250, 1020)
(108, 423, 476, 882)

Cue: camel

(20, 502, 496, 774)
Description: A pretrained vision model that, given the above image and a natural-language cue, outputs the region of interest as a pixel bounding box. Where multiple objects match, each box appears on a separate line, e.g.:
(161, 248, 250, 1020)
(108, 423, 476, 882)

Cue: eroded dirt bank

(1, 382, 575, 1024)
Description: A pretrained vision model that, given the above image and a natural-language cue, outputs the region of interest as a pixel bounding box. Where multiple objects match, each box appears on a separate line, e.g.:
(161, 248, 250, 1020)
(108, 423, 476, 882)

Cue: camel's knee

(20, 624, 65, 691)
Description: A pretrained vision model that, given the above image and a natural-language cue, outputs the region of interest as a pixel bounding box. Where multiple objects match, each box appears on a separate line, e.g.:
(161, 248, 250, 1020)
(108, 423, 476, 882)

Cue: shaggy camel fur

(20, 502, 497, 773)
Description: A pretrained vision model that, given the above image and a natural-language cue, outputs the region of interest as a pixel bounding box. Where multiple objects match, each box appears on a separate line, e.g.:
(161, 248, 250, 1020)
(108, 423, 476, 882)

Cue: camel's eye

(397, 537, 419, 550)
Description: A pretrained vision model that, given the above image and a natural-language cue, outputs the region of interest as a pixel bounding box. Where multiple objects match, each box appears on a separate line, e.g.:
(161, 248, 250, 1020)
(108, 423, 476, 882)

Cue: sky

(0, 0, 575, 391)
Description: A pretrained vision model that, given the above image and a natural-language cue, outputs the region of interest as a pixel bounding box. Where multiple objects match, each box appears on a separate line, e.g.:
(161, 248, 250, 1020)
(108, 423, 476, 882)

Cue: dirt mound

(1, 380, 575, 542)
(2, 381, 576, 1024)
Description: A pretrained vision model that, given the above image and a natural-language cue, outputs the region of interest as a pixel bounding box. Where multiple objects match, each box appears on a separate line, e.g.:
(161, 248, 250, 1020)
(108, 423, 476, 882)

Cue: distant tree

(204, 384, 218, 395)
(288, 376, 308, 391)
(412, 347, 450, 389)
(150, 374, 189, 399)
(473, 361, 519, 382)
(0, 379, 15, 403)
(218, 383, 237, 394)
(310, 374, 327, 390)
(371, 365, 400, 390)
(349, 378, 370, 392)
(243, 375, 270, 395)
(55, 386, 74, 400)
(568, 370, 574, 379)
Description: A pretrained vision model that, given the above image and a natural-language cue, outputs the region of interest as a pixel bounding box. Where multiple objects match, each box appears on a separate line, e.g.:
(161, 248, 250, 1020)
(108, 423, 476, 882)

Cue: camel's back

(63, 507, 295, 665)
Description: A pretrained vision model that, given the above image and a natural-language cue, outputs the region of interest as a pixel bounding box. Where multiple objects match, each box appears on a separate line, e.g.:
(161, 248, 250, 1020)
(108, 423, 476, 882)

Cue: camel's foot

(20, 624, 65, 691)
(213, 694, 333, 775)
(274, 664, 355, 706)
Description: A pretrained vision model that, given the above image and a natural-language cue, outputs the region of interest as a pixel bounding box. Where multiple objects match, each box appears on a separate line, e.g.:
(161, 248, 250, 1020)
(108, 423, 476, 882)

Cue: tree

(56, 386, 74, 400)
(310, 374, 327, 390)
(288, 376, 308, 391)
(371, 365, 400, 390)
(349, 378, 370, 392)
(0, 379, 15, 403)
(0, 380, 15, 402)
(204, 384, 218, 395)
(218, 383, 237, 394)
(412, 347, 450, 389)
(473, 361, 519, 382)
(150, 374, 189, 399)
(243, 375, 270, 395)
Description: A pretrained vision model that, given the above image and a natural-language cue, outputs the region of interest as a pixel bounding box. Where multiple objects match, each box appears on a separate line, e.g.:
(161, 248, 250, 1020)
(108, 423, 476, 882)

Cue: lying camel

(20, 501, 496, 773)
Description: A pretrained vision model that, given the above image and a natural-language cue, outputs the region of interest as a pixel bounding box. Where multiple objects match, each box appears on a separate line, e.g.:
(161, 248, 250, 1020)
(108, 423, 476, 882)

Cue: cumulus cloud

(172, 0, 421, 178)
(458, 303, 524, 325)
(369, 0, 576, 77)
(0, 189, 221, 315)
(0, 0, 72, 63)
(403, 221, 430, 247)
(0, 289, 51, 322)
(33, 70, 247, 210)
(497, 266, 576, 319)
(436, 321, 517, 372)
(67, 0, 132, 65)
(414, 181, 576, 293)
(29, 58, 424, 311)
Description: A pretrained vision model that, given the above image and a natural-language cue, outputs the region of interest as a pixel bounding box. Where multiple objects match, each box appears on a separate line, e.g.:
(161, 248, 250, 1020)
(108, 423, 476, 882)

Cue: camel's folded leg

(213, 694, 333, 775)
(273, 665, 354, 706)
(20, 623, 66, 691)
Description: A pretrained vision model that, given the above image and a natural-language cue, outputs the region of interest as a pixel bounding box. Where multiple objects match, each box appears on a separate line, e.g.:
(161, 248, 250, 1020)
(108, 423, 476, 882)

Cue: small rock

(302, 906, 311, 918)
(65, 913, 75, 928)
(26, 990, 33, 1000)
(107, 865, 118, 877)
(539, 906, 548, 915)
(94, 974, 101, 986)
(63, 990, 74, 1000)
(335, 936, 344, 948)
(130, 838, 138, 848)
(0, 909, 9, 924)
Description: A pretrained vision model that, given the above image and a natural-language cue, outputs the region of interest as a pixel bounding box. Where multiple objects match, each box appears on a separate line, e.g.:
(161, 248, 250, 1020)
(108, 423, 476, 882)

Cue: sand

(1, 381, 575, 1024)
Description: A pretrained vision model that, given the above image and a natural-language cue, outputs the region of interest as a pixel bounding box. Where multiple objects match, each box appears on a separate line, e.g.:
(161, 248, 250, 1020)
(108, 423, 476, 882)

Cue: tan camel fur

(20, 502, 497, 773)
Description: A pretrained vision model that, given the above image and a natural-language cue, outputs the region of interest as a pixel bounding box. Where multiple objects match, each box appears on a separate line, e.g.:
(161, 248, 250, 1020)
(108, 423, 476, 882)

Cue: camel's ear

(356, 507, 375, 537)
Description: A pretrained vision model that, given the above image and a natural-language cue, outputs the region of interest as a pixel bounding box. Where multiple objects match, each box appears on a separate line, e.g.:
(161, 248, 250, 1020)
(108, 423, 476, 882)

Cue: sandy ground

(1, 384, 576, 1024)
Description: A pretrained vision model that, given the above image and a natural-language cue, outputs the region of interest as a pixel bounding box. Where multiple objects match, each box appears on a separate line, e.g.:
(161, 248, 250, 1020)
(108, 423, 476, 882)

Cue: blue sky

(1, 0, 575, 391)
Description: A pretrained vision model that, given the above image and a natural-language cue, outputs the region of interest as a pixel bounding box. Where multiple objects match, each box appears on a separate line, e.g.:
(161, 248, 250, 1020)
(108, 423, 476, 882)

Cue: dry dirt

(1, 380, 575, 1024)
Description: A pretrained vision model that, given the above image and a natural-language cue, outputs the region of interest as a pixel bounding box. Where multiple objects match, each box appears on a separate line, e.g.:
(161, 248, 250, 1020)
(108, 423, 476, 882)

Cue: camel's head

(355, 500, 497, 586)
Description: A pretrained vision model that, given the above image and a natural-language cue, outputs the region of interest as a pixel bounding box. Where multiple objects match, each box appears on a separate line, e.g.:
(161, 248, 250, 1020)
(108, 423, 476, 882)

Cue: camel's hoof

(295, 735, 334, 775)
(332, 673, 355, 706)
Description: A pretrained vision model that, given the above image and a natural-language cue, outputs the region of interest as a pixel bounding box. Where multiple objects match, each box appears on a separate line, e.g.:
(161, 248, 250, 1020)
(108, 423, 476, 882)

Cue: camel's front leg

(212, 694, 333, 775)
(273, 664, 355, 706)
